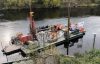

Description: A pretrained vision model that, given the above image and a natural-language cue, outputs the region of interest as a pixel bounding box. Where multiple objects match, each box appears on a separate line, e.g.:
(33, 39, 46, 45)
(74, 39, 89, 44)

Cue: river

(0, 8, 100, 63)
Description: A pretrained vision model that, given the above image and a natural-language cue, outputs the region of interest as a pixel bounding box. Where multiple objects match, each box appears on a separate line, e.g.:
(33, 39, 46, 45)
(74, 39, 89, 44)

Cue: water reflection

(1, 6, 100, 21)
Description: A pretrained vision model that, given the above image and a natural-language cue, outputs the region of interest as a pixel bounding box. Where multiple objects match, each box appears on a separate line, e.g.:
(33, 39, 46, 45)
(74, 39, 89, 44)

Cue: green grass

(60, 50, 100, 64)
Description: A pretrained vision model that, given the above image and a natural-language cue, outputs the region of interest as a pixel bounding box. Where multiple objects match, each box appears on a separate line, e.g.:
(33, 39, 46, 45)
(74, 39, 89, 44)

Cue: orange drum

(19, 35, 28, 44)
(79, 27, 85, 32)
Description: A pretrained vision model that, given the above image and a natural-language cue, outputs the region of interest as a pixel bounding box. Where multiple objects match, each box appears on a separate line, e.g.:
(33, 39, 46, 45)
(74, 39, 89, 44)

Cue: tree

(91, 0, 95, 3)
(0, 0, 97, 9)
(2, 0, 36, 9)
(43, 0, 61, 8)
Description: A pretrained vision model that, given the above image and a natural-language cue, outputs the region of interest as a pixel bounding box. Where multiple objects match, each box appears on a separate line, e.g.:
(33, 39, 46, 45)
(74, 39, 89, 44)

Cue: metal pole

(66, 0, 71, 55)
(29, 0, 32, 12)
(67, 1, 71, 33)
(93, 33, 96, 49)
(67, 47, 69, 55)
(0, 42, 3, 50)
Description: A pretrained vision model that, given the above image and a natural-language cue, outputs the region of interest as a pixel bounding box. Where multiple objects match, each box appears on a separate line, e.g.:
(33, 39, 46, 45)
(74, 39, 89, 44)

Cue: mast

(67, 0, 71, 39)
(66, 0, 71, 55)
(29, 0, 32, 12)
(29, 0, 36, 40)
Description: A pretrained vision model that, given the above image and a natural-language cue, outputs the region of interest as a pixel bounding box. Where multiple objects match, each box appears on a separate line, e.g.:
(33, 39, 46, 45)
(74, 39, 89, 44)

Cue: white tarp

(77, 21, 84, 28)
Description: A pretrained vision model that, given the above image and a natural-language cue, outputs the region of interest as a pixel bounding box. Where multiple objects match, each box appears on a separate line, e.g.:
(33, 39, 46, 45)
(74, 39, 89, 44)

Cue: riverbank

(60, 49, 100, 64)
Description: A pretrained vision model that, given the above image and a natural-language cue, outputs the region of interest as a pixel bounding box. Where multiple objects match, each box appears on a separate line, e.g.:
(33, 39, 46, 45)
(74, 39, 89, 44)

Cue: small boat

(2, 22, 85, 54)
(9, 22, 85, 44)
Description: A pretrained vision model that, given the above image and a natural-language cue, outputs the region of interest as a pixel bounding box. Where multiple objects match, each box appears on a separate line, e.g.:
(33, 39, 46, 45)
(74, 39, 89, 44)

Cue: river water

(0, 16, 100, 63)
(0, 8, 100, 63)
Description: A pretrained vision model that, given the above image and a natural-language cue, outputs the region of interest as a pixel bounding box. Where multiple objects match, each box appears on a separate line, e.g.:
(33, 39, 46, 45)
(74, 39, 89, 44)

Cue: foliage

(43, 0, 61, 7)
(0, 0, 96, 9)
(1, 0, 61, 9)
(60, 49, 100, 64)
(26, 44, 60, 64)
(3, 0, 36, 9)
(96, 0, 100, 4)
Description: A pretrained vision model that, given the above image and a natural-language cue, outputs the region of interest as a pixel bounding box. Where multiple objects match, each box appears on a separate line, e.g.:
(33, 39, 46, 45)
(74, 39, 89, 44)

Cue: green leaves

(43, 0, 49, 7)
(0, 0, 98, 9)
(3, 0, 61, 9)
(43, 0, 61, 7)
(50, 0, 61, 7)
(3, 0, 36, 9)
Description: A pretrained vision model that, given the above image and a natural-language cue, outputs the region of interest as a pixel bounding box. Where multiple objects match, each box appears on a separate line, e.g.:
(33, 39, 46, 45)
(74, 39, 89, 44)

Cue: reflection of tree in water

(77, 38, 83, 48)
(1, 9, 28, 21)
(69, 36, 83, 48)
(1, 7, 100, 21)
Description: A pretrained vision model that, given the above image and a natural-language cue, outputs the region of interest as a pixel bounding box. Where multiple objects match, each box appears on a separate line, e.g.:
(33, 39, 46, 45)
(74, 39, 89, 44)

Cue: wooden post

(93, 33, 96, 49)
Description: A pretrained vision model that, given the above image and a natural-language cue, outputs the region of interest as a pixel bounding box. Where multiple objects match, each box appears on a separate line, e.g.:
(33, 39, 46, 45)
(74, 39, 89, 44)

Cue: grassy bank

(60, 49, 100, 64)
